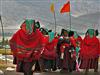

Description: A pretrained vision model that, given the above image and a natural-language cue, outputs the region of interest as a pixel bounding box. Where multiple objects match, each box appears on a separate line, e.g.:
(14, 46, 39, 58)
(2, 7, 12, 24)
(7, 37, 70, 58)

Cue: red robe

(75, 36, 82, 44)
(70, 36, 77, 48)
(60, 38, 73, 70)
(79, 35, 100, 69)
(60, 43, 69, 53)
(80, 36, 100, 59)
(43, 37, 58, 60)
(10, 29, 44, 61)
(99, 38, 100, 55)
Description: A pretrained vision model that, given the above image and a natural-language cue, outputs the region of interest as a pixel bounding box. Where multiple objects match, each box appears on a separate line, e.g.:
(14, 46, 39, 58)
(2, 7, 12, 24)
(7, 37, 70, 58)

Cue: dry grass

(0, 49, 13, 69)
(0, 49, 12, 55)
(99, 57, 100, 63)
(0, 60, 16, 69)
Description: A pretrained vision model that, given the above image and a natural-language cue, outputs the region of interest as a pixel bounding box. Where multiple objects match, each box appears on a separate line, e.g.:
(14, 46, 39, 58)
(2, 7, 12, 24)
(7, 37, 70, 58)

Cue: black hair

(48, 30, 52, 32)
(40, 28, 48, 35)
(35, 21, 40, 29)
(61, 29, 68, 36)
(68, 31, 74, 37)
(95, 29, 99, 36)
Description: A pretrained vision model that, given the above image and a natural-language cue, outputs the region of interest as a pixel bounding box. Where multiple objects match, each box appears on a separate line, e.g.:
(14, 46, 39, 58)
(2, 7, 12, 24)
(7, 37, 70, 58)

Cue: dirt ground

(3, 71, 100, 75)
(2, 63, 100, 75)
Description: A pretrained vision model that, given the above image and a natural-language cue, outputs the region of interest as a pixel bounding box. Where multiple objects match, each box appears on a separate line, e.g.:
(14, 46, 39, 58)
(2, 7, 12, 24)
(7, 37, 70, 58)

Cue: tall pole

(0, 15, 4, 47)
(0, 15, 7, 64)
(69, 12, 71, 31)
(53, 10, 57, 33)
(50, 3, 57, 33)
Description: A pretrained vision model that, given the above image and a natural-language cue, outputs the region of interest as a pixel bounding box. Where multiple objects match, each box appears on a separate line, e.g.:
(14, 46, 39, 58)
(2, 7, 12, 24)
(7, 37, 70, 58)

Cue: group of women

(9, 19, 100, 75)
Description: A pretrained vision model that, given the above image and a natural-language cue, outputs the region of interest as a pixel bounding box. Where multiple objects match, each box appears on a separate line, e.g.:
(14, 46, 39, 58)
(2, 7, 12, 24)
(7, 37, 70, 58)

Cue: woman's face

(63, 31, 68, 36)
(21, 23, 26, 33)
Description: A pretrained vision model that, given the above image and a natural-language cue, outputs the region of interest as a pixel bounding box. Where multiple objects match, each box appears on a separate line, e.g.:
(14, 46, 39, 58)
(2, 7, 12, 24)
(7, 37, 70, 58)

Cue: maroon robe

(42, 37, 58, 60)
(10, 29, 44, 62)
(80, 35, 100, 69)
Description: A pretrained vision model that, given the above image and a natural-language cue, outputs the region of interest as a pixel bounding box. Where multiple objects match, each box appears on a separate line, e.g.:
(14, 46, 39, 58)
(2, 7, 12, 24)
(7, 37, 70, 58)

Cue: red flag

(60, 1, 70, 13)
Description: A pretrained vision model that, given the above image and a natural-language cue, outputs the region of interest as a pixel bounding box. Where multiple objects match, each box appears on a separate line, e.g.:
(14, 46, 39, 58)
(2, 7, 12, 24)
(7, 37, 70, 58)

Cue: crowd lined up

(9, 19, 100, 75)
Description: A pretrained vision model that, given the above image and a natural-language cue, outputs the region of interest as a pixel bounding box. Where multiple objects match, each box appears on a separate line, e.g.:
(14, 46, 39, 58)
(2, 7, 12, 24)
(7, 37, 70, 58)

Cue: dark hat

(40, 28, 48, 35)
(48, 30, 52, 32)
(35, 21, 40, 29)
(95, 29, 99, 36)
(61, 29, 68, 36)
(68, 31, 74, 37)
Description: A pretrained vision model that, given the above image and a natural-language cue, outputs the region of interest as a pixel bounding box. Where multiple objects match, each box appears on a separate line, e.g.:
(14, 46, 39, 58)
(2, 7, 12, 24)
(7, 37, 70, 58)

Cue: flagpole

(54, 10, 57, 32)
(50, 3, 57, 33)
(0, 15, 7, 64)
(60, 0, 71, 31)
(69, 12, 71, 31)
(69, 0, 71, 31)
(0, 15, 4, 47)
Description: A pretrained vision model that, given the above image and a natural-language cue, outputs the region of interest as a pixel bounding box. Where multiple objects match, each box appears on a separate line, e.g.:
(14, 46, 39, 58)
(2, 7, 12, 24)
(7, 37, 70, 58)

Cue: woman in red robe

(60, 29, 73, 72)
(79, 29, 100, 72)
(42, 31, 58, 71)
(9, 19, 44, 75)
(68, 31, 77, 71)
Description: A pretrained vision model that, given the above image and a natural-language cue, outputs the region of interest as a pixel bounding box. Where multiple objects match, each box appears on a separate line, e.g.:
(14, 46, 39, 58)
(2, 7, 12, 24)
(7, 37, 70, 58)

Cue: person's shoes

(76, 69, 80, 72)
(52, 68, 57, 71)
(48, 69, 52, 72)
(0, 70, 4, 75)
(60, 69, 68, 73)
(43, 69, 48, 72)
(85, 69, 89, 73)
(69, 69, 72, 72)
(6, 67, 15, 71)
(94, 69, 98, 72)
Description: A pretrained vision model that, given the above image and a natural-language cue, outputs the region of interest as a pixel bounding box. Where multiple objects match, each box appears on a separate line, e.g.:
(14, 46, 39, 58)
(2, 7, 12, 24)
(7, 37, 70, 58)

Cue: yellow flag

(50, 3, 54, 13)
